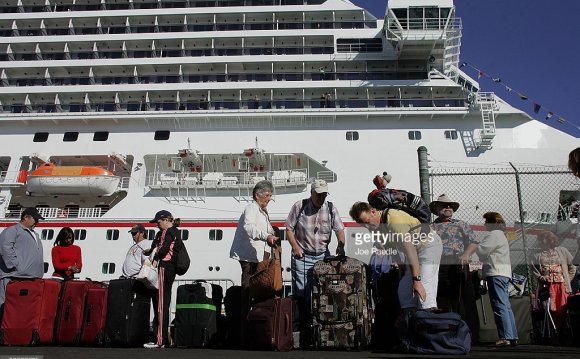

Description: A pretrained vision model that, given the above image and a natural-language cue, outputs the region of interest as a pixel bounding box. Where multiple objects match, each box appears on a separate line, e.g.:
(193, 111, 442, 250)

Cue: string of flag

(459, 62, 579, 132)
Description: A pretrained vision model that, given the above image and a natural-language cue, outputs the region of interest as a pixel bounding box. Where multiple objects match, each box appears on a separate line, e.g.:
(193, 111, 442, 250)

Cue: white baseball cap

(311, 179, 329, 194)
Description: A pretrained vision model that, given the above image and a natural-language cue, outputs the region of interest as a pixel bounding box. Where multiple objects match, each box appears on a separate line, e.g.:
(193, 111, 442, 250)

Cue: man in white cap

(430, 194, 480, 342)
(285, 179, 345, 347)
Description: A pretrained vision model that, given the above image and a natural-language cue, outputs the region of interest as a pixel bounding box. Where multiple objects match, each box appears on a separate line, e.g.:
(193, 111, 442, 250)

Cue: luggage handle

(86, 305, 92, 325)
(323, 255, 347, 263)
(284, 312, 291, 335)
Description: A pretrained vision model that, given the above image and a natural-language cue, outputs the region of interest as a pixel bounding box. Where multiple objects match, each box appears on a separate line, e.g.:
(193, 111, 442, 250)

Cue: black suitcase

(174, 283, 217, 347)
(224, 285, 242, 348)
(105, 278, 151, 347)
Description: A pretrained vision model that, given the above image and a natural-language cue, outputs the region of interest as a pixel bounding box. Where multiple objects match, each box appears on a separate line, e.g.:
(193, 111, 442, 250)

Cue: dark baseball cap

(128, 224, 146, 233)
(22, 207, 45, 221)
(149, 210, 172, 223)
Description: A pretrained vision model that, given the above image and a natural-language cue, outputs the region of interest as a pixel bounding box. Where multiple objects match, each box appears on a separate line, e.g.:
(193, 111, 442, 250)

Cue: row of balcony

(1, 98, 468, 114)
(1, 71, 428, 87)
(1, 20, 377, 38)
(1, 0, 326, 14)
(0, 46, 338, 62)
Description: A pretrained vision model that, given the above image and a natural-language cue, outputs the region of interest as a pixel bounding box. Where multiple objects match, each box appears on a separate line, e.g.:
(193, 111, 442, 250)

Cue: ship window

(154, 130, 170, 140)
(33, 132, 49, 142)
(74, 229, 87, 240)
(346, 131, 359, 141)
(147, 230, 157, 240)
(444, 130, 458, 140)
(44, 262, 49, 274)
(209, 229, 223, 241)
(106, 229, 120, 241)
(408, 131, 422, 140)
(41, 229, 54, 240)
(93, 131, 109, 141)
(63, 132, 79, 142)
(180, 230, 189, 241)
(102, 263, 116, 274)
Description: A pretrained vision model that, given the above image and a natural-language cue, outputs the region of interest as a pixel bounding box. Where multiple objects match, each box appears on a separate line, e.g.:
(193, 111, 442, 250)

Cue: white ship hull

(0, 0, 577, 292)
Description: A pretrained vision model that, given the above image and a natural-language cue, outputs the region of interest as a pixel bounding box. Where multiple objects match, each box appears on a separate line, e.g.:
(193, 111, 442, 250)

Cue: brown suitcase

(247, 297, 292, 351)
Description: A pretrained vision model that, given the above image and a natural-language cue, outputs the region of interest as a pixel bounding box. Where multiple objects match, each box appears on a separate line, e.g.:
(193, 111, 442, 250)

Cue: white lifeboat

(26, 163, 121, 196)
(243, 147, 266, 172)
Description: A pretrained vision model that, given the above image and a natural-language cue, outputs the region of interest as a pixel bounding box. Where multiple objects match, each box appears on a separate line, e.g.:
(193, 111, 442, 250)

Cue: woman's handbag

(249, 244, 283, 301)
(136, 249, 159, 290)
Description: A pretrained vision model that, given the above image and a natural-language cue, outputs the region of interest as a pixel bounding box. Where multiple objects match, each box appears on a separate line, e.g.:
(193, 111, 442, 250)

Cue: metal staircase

(443, 19, 462, 78)
(476, 92, 497, 149)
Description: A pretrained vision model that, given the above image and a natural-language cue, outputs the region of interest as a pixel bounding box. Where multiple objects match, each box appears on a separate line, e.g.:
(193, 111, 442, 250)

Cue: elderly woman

(229, 180, 278, 343)
(532, 231, 576, 333)
(477, 212, 518, 347)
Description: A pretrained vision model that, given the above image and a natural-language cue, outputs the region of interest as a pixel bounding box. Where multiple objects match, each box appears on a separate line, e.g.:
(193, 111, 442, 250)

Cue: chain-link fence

(429, 165, 579, 293)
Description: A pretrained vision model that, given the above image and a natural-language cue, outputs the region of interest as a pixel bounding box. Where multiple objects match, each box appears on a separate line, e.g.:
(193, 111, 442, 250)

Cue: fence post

(417, 146, 431, 203)
(509, 162, 534, 293)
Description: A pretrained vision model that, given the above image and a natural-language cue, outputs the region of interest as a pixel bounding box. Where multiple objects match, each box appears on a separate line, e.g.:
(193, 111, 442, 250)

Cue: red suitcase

(80, 284, 108, 346)
(247, 297, 292, 351)
(55, 280, 95, 345)
(0, 279, 61, 346)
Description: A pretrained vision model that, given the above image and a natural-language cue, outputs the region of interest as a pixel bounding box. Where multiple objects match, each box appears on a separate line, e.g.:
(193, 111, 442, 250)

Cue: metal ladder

(476, 92, 497, 149)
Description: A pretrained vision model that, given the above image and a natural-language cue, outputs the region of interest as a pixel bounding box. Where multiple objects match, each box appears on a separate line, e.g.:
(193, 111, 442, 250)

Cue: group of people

(0, 206, 182, 350)
(228, 145, 580, 350)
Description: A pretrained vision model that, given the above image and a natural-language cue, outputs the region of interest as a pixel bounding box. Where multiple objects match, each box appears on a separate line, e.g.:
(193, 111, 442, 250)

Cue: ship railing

(315, 171, 337, 183)
(118, 177, 131, 190)
(6, 207, 105, 220)
(4, 98, 470, 115)
(146, 169, 309, 189)
(0, 171, 25, 187)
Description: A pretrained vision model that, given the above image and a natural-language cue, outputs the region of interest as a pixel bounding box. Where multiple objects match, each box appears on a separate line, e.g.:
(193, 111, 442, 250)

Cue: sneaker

(143, 342, 164, 349)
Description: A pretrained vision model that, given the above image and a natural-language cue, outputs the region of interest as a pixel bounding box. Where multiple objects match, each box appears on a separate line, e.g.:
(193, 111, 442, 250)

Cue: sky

(351, 0, 580, 138)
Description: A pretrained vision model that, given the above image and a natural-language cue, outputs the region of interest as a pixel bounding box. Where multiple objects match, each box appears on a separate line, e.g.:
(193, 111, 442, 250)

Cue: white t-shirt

(122, 240, 150, 278)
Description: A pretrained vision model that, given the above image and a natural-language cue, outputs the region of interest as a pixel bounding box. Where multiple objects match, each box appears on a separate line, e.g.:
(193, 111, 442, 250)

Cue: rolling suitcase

(247, 297, 292, 351)
(311, 256, 371, 350)
(174, 283, 217, 347)
(105, 278, 151, 347)
(80, 283, 108, 346)
(55, 280, 94, 345)
(0, 278, 61, 346)
(224, 285, 242, 348)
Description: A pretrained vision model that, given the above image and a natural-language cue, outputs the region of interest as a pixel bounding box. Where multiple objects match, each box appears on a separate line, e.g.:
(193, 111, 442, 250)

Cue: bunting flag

(458, 61, 579, 133)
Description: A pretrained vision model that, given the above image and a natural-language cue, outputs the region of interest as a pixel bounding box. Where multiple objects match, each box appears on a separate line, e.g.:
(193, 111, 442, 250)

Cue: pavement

(1, 345, 580, 359)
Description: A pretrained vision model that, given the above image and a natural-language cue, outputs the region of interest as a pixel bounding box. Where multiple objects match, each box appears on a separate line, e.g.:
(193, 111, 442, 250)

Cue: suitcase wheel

(31, 330, 40, 346)
(312, 325, 320, 350)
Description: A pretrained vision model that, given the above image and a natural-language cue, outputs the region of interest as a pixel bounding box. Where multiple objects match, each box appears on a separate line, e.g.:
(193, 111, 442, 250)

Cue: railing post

(509, 162, 533, 293)
(417, 146, 430, 204)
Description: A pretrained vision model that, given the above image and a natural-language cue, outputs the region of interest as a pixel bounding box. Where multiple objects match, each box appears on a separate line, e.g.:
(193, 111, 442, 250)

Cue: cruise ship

(0, 0, 577, 291)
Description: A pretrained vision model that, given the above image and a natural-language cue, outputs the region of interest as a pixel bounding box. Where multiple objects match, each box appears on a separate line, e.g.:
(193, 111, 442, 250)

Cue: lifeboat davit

(26, 163, 121, 196)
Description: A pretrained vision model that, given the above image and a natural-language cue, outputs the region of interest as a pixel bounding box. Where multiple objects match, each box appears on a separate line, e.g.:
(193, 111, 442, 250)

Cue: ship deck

(2, 345, 580, 359)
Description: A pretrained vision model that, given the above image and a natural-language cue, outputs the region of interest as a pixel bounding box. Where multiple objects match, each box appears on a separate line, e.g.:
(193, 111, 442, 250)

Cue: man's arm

(0, 227, 19, 270)
(401, 240, 426, 301)
(285, 203, 304, 258)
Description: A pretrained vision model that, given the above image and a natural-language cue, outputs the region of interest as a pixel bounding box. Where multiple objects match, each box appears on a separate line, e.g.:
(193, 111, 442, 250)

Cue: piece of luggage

(105, 278, 151, 347)
(476, 293, 533, 344)
(567, 293, 580, 346)
(174, 283, 217, 347)
(311, 256, 371, 349)
(399, 310, 471, 354)
(0, 279, 61, 346)
(368, 188, 430, 223)
(80, 283, 108, 346)
(55, 280, 96, 345)
(247, 297, 292, 351)
(223, 285, 242, 348)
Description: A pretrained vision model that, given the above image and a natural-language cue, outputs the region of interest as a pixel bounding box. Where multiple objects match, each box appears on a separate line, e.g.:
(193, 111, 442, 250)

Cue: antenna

(255, 136, 258, 148)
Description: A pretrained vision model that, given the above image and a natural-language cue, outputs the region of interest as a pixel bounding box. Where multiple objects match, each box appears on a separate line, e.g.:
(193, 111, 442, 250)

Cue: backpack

(175, 239, 190, 276)
(368, 188, 430, 223)
(293, 198, 334, 239)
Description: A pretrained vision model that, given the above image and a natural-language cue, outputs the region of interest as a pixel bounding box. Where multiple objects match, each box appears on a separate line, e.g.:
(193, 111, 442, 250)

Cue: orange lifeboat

(26, 163, 121, 196)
